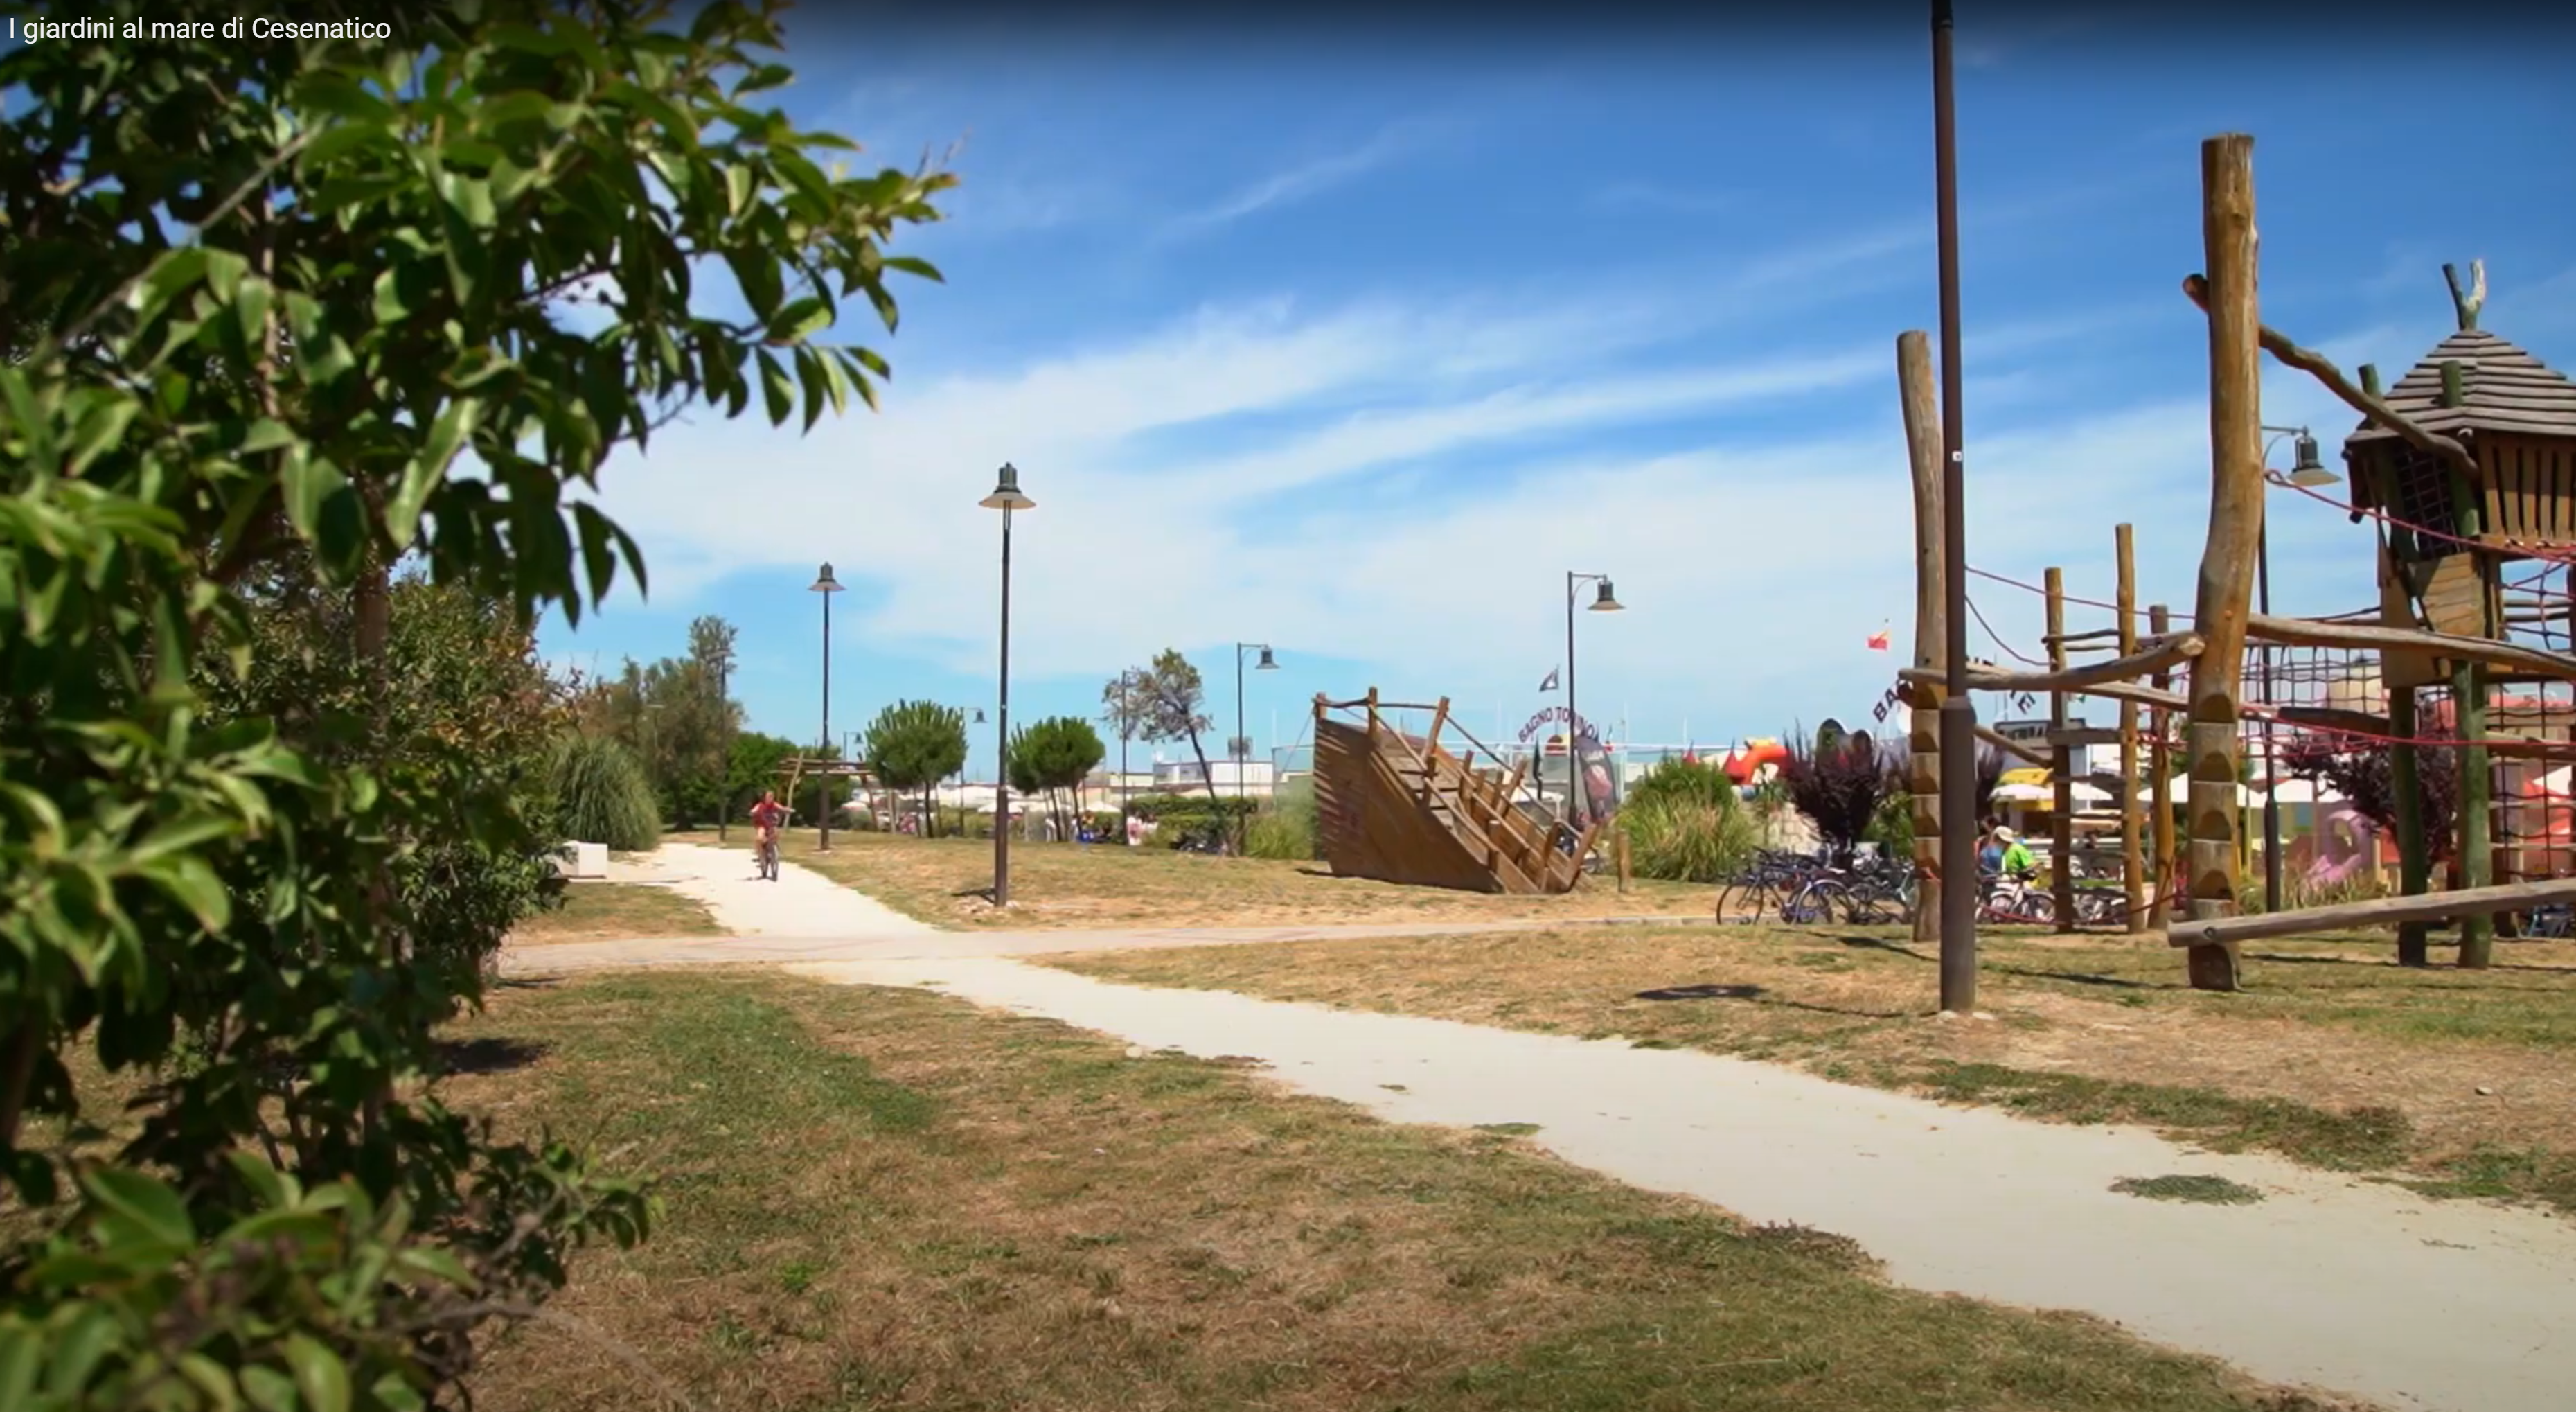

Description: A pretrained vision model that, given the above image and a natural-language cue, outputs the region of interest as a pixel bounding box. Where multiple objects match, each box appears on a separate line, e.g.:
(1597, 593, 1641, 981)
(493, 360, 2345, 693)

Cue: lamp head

(1590, 579, 1624, 612)
(980, 461, 1036, 511)
(810, 562, 844, 593)
(1254, 646, 1278, 671)
(2287, 432, 2340, 488)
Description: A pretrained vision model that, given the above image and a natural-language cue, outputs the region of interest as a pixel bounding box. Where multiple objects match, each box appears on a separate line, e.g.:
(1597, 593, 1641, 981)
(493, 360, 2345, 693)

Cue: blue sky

(546, 10, 2576, 778)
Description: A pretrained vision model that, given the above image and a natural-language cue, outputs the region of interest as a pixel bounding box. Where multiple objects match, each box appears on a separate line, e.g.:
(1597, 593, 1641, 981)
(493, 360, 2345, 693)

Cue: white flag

(1538, 667, 1561, 692)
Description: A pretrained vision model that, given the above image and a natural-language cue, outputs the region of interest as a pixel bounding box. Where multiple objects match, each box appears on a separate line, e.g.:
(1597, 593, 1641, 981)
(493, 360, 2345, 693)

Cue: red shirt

(750, 800, 786, 833)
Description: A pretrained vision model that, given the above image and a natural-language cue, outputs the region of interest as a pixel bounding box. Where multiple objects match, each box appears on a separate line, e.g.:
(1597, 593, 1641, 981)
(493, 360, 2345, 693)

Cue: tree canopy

(1011, 716, 1107, 836)
(867, 700, 969, 833)
(1124, 650, 1221, 805)
(0, 0, 949, 1400)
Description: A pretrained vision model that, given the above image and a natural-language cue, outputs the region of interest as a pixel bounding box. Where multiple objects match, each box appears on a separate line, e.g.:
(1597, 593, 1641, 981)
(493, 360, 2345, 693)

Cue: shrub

(1619, 792, 1760, 883)
(553, 734, 662, 852)
(1780, 723, 1894, 862)
(1626, 757, 1743, 813)
(1245, 777, 1318, 860)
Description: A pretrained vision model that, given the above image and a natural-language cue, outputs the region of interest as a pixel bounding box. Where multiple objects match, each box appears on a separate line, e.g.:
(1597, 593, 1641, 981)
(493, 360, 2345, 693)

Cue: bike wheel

(1781, 879, 1845, 926)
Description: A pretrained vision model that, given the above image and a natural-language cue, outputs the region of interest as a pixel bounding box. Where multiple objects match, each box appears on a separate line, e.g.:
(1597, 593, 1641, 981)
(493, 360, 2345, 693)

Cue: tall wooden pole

(2364, 361, 2433, 967)
(1930, 0, 1979, 1013)
(2118, 526, 2147, 933)
(2185, 132, 2262, 993)
(2149, 603, 2175, 921)
(2045, 567, 2077, 930)
(2442, 357, 2496, 969)
(1900, 330, 1947, 946)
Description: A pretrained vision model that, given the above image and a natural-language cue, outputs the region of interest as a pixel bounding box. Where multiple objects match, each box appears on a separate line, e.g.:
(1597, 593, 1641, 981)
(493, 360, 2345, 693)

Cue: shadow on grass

(436, 1036, 551, 1075)
(1633, 982, 1916, 1022)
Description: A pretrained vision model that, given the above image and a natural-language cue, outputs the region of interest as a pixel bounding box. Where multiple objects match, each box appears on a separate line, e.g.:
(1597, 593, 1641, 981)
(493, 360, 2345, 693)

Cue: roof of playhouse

(2344, 327, 2576, 448)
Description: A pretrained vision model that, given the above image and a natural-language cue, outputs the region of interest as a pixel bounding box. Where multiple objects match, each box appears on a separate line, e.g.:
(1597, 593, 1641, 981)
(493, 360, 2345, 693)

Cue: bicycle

(755, 831, 780, 882)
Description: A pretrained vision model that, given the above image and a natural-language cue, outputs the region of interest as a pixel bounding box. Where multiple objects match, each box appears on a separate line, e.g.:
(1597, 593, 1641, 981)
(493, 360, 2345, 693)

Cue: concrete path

(507, 844, 2576, 1412)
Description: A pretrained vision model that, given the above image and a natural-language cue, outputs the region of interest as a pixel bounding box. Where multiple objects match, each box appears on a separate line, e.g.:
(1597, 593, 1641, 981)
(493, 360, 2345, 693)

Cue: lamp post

(1112, 669, 1140, 833)
(808, 563, 844, 850)
(980, 464, 1034, 906)
(2255, 425, 2338, 913)
(714, 648, 734, 842)
(1563, 572, 1624, 835)
(1234, 642, 1278, 851)
(1930, 0, 1978, 1016)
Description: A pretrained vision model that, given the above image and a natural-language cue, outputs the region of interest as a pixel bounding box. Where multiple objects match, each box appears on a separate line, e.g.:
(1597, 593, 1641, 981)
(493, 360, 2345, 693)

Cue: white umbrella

(1993, 779, 2112, 807)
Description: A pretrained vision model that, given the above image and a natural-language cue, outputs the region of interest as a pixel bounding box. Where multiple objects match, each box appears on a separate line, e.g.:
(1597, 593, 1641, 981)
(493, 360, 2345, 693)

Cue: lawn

(1042, 925, 2576, 1219)
(510, 879, 721, 944)
(668, 827, 1713, 930)
(447, 969, 2356, 1412)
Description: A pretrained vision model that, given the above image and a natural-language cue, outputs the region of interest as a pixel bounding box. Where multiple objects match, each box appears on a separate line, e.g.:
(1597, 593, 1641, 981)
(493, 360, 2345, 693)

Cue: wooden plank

(2377, 539, 2446, 689)
(1975, 723, 2048, 766)
(2048, 727, 2127, 748)
(2246, 611, 2576, 681)
(2169, 876, 2576, 946)
(1896, 633, 2203, 696)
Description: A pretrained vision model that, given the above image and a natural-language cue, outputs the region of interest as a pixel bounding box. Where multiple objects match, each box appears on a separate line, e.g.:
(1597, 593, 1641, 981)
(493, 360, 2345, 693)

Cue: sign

(1518, 704, 1599, 745)
(1995, 717, 2095, 780)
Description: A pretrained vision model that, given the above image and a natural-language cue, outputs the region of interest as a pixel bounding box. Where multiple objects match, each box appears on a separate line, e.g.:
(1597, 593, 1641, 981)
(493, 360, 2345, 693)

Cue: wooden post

(2117, 526, 2147, 933)
(1899, 330, 1948, 945)
(2185, 132, 2262, 992)
(2440, 358, 2496, 969)
(1615, 829, 1631, 893)
(2150, 603, 2176, 920)
(2045, 566, 2077, 930)
(2362, 364, 2433, 966)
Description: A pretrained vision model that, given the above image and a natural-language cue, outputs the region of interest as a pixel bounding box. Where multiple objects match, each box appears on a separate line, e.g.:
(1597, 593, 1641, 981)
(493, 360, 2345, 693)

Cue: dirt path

(511, 845, 2576, 1412)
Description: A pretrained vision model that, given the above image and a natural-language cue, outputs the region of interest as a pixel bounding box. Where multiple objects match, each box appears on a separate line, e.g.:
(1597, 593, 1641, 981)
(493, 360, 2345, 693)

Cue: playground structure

(1311, 690, 1595, 894)
(1898, 132, 2576, 990)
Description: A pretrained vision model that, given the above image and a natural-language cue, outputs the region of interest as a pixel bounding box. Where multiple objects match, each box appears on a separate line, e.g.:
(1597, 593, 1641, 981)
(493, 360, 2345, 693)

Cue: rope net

(1955, 468, 2576, 894)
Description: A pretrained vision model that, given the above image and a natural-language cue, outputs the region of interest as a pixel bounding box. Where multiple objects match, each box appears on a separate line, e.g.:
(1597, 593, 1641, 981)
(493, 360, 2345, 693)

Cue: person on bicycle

(749, 789, 787, 876)
(1991, 826, 2038, 880)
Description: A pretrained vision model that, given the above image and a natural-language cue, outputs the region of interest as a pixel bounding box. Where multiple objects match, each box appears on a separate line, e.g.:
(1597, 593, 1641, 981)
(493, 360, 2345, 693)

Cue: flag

(1538, 666, 1561, 691)
(1865, 623, 1892, 651)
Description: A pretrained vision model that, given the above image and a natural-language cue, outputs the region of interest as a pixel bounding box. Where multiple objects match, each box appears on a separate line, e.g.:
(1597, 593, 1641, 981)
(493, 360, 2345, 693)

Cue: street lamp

(2255, 425, 2338, 912)
(809, 563, 844, 850)
(1564, 572, 1624, 836)
(980, 464, 1034, 906)
(713, 645, 734, 842)
(1234, 643, 1279, 851)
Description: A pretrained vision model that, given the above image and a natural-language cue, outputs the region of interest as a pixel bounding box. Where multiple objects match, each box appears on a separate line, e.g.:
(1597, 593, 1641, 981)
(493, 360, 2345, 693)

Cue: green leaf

(725, 248, 783, 322)
(295, 71, 393, 123)
(883, 254, 945, 283)
(238, 418, 299, 456)
(284, 1334, 351, 1412)
(240, 1364, 298, 1412)
(299, 119, 392, 171)
(140, 854, 233, 933)
(281, 448, 350, 542)
(392, 1244, 477, 1289)
(766, 295, 832, 344)
(45, 1304, 120, 1394)
(129, 812, 242, 867)
(129, 247, 209, 324)
(64, 396, 142, 477)
(81, 1167, 194, 1249)
(391, 400, 483, 545)
(756, 350, 793, 425)
(177, 1352, 243, 1411)
(373, 267, 409, 324)
(0, 1326, 41, 1407)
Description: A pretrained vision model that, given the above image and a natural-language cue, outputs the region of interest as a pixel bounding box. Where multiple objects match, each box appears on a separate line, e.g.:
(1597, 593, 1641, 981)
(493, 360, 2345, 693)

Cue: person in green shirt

(1992, 826, 2038, 879)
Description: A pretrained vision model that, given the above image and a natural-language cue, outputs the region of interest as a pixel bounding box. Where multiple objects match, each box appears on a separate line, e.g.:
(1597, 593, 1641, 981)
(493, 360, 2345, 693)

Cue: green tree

(1128, 650, 1223, 810)
(552, 734, 662, 851)
(0, 1, 949, 1401)
(726, 729, 801, 826)
(1009, 715, 1106, 838)
(865, 700, 969, 836)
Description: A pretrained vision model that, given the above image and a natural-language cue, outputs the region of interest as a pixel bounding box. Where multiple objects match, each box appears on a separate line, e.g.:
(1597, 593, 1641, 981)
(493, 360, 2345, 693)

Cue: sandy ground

(508, 845, 2576, 1412)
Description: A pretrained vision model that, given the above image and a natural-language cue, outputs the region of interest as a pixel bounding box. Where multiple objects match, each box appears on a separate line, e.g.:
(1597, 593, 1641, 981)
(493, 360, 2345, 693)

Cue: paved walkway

(501, 845, 2576, 1412)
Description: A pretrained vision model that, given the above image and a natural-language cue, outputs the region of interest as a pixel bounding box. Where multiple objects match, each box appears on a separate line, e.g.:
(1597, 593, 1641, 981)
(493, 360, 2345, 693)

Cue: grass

(668, 827, 1714, 930)
(1038, 924, 2576, 1219)
(447, 969, 2356, 1412)
(509, 880, 720, 944)
(2111, 1175, 2268, 1206)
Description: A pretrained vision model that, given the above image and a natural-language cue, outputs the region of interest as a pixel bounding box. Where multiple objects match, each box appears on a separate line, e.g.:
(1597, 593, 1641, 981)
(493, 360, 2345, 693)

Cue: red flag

(1865, 625, 1892, 651)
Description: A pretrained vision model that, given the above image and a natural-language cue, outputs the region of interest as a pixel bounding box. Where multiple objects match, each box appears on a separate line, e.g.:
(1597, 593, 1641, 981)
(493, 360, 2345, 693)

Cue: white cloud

(1163, 121, 1446, 235)
(579, 267, 2210, 738)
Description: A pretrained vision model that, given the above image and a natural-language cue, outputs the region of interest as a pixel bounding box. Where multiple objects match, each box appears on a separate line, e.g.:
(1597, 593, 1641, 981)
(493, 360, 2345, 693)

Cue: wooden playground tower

(1309, 689, 1597, 894)
(1899, 132, 2576, 991)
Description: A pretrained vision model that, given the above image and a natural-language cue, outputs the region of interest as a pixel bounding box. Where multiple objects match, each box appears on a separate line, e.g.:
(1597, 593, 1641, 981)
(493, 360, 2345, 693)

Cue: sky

(541, 3, 2576, 779)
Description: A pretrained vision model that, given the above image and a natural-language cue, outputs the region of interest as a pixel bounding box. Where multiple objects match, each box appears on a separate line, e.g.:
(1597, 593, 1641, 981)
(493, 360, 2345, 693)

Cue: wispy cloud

(1164, 121, 1444, 237)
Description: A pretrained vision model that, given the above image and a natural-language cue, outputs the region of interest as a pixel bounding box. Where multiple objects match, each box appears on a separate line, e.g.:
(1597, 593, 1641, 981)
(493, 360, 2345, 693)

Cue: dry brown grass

(668, 827, 1711, 930)
(1042, 926, 2576, 1216)
(446, 969, 2361, 1412)
(510, 880, 721, 944)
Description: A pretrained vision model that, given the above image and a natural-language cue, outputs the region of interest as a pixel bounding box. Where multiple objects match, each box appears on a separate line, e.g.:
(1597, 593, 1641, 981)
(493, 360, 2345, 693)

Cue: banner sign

(1517, 704, 1599, 745)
